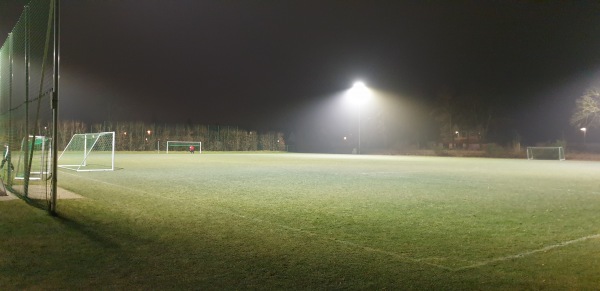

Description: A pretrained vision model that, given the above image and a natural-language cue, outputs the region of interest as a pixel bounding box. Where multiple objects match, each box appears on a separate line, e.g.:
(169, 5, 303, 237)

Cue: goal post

(166, 141, 201, 154)
(58, 132, 115, 171)
(526, 147, 565, 161)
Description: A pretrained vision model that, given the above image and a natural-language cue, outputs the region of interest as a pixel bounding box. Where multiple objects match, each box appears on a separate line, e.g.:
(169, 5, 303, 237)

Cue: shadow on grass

(10, 191, 121, 249)
(51, 212, 122, 249)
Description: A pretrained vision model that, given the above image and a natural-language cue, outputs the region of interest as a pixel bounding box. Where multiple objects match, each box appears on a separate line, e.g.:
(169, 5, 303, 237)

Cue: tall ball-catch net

(58, 132, 115, 171)
(0, 0, 60, 213)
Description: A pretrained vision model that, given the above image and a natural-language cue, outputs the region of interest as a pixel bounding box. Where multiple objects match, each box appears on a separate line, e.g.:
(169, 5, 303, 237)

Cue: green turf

(2, 153, 600, 289)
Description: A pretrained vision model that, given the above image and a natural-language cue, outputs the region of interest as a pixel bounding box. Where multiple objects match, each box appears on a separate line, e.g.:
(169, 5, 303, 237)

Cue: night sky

(3, 0, 600, 144)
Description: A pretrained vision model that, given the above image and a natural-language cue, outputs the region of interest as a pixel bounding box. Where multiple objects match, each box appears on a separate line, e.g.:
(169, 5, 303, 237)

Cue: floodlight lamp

(347, 81, 372, 104)
(147, 130, 152, 135)
(581, 127, 587, 132)
(353, 81, 366, 89)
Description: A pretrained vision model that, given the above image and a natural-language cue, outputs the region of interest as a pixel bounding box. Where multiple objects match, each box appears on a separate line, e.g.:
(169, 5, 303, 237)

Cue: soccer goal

(526, 146, 565, 160)
(14, 135, 52, 180)
(58, 132, 115, 171)
(166, 141, 201, 154)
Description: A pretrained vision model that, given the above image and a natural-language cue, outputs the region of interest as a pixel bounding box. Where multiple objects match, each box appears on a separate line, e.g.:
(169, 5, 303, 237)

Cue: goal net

(526, 147, 565, 160)
(58, 132, 115, 171)
(14, 135, 52, 181)
(167, 141, 201, 154)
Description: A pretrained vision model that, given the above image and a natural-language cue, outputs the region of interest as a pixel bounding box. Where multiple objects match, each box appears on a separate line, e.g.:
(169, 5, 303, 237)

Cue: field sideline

(2, 152, 600, 289)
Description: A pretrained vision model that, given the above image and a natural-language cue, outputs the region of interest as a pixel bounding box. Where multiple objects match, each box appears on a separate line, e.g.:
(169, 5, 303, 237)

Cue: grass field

(1, 152, 600, 289)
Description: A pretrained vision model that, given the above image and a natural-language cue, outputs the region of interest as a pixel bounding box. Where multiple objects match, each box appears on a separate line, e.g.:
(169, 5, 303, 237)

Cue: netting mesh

(0, 0, 58, 211)
(526, 147, 565, 160)
(166, 141, 201, 153)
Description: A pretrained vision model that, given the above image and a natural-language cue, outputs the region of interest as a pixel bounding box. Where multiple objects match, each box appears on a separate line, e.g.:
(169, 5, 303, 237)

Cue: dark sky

(3, 0, 600, 144)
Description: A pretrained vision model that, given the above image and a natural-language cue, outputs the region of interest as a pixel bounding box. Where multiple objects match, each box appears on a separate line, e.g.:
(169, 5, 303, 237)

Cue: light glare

(347, 81, 372, 105)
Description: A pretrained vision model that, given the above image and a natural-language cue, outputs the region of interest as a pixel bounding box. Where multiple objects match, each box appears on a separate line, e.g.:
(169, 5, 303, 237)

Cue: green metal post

(50, 0, 60, 215)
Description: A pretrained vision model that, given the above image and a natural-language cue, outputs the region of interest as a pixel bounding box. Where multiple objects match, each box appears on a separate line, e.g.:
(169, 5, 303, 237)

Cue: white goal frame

(166, 141, 202, 154)
(14, 135, 52, 181)
(58, 132, 115, 171)
(526, 146, 565, 161)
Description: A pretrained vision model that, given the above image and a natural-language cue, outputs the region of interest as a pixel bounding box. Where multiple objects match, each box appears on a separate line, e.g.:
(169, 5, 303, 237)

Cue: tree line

(57, 121, 286, 152)
(430, 90, 498, 149)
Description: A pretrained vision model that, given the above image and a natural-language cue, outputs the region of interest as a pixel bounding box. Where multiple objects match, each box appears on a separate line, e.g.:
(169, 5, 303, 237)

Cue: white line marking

(61, 171, 143, 193)
(454, 234, 600, 271)
(215, 209, 454, 271)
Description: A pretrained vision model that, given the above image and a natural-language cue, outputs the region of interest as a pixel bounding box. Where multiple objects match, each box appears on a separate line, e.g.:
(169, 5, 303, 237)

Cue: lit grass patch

(2, 153, 600, 289)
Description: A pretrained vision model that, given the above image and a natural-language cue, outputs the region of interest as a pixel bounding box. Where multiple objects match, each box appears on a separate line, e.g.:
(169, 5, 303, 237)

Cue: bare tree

(571, 89, 600, 129)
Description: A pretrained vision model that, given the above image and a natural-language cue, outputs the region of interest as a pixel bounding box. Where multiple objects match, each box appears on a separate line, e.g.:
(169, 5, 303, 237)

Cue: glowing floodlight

(347, 81, 372, 105)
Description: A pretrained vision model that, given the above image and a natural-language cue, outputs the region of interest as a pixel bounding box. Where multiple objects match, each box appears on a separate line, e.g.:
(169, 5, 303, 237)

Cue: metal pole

(50, 0, 60, 215)
(111, 132, 115, 170)
(358, 107, 361, 155)
(7, 33, 13, 186)
(24, 6, 31, 194)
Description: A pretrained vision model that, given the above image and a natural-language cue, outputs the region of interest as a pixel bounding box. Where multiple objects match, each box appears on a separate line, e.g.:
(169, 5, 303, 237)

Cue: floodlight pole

(358, 106, 362, 155)
(349, 81, 370, 155)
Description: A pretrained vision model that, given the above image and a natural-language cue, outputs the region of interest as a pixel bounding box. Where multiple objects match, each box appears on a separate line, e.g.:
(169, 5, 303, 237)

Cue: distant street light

(347, 81, 372, 154)
(145, 130, 152, 147)
(581, 127, 587, 145)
